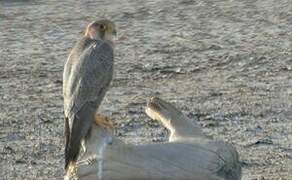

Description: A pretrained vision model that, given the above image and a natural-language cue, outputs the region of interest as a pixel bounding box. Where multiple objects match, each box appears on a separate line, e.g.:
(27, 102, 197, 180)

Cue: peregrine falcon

(63, 20, 116, 171)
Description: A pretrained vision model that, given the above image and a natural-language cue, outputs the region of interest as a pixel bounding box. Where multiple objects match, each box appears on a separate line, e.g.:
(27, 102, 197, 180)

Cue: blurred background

(0, 0, 291, 179)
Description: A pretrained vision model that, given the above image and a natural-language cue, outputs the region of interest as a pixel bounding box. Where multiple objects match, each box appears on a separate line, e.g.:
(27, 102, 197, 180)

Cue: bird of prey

(63, 19, 116, 171)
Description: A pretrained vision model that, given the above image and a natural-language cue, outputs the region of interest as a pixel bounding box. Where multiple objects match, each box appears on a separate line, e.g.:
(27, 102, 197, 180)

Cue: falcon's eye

(100, 24, 106, 31)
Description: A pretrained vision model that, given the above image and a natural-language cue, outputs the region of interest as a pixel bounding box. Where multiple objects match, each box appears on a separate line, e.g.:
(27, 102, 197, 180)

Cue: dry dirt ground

(0, 0, 292, 179)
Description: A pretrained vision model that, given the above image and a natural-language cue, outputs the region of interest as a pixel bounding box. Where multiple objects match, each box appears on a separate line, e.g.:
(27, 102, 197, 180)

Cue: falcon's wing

(63, 39, 113, 123)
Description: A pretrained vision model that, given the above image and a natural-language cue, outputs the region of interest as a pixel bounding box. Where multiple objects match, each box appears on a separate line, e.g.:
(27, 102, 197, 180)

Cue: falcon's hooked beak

(112, 29, 118, 43)
(112, 29, 117, 37)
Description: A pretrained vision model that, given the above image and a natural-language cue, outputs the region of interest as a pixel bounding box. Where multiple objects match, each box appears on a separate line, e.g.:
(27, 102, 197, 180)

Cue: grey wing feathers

(63, 40, 113, 124)
(63, 38, 113, 170)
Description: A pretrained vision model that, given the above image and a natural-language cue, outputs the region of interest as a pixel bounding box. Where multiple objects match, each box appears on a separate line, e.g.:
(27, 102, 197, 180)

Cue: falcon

(63, 19, 116, 171)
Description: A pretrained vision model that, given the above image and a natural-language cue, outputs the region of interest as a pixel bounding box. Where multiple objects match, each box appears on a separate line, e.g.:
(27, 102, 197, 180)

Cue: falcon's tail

(65, 116, 83, 171)
(65, 136, 82, 171)
(64, 116, 84, 171)
(64, 104, 95, 172)
(64, 117, 70, 170)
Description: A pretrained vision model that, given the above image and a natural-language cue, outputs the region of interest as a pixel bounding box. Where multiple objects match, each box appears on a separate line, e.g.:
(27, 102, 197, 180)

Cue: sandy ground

(0, 0, 292, 179)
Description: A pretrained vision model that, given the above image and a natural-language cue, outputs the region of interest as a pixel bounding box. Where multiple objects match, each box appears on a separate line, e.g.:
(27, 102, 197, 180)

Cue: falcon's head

(85, 19, 117, 42)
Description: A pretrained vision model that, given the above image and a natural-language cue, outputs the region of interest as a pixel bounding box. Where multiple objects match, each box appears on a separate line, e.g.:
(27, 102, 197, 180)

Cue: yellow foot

(95, 114, 114, 130)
